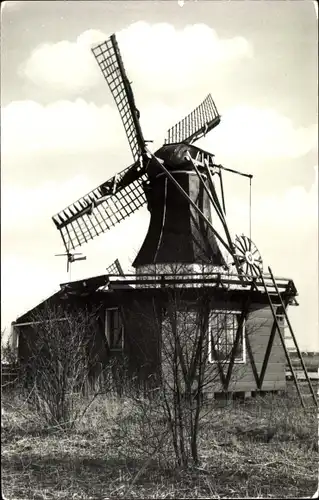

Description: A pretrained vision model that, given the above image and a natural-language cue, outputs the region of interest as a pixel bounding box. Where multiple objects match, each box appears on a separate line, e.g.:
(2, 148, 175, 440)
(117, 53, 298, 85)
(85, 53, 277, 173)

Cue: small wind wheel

(233, 235, 263, 279)
(55, 251, 86, 272)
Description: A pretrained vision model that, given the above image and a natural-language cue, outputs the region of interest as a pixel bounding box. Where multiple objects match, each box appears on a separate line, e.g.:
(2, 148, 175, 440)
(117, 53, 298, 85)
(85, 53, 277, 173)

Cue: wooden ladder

(259, 267, 317, 409)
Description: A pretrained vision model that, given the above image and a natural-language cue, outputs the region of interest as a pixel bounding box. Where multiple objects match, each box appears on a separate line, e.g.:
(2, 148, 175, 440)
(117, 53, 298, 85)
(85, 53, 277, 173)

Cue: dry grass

(1, 385, 318, 499)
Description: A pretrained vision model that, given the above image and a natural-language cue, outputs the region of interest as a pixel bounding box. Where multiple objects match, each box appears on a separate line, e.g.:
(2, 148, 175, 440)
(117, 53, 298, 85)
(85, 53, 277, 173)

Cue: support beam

(146, 150, 232, 255)
(225, 283, 255, 389)
(258, 316, 279, 389)
(245, 329, 260, 388)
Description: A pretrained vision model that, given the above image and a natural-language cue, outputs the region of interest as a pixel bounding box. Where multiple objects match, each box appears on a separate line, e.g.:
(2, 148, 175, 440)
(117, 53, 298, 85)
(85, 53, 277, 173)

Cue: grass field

(289, 353, 319, 372)
(1, 384, 318, 499)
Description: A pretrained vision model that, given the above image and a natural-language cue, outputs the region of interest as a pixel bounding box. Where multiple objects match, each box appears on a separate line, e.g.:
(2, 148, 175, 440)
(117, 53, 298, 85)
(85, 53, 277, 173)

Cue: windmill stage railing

(100, 271, 297, 297)
(59, 270, 297, 299)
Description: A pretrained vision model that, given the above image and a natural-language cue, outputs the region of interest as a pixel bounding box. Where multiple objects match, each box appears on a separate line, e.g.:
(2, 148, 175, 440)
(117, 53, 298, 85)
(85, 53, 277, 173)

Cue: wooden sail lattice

(106, 258, 125, 276)
(165, 94, 220, 145)
(52, 165, 147, 251)
(92, 35, 146, 162)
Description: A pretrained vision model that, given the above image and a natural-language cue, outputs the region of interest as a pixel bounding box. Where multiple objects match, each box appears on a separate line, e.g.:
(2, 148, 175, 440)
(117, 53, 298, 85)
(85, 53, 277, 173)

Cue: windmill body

(133, 145, 226, 272)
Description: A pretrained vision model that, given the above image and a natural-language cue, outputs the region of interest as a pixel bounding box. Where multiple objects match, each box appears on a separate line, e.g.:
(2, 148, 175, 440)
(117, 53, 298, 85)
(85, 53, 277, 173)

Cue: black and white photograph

(1, 0, 318, 498)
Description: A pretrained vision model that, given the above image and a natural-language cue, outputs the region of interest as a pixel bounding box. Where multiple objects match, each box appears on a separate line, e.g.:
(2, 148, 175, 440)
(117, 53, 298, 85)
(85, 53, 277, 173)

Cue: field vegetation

(1, 382, 318, 499)
(2, 306, 318, 498)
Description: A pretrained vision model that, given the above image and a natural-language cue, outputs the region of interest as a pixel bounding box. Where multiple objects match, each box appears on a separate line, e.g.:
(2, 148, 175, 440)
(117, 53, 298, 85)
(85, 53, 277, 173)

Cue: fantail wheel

(234, 234, 263, 279)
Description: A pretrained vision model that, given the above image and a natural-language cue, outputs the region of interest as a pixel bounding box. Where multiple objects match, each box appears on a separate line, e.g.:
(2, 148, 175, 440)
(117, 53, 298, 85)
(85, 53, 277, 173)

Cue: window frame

(105, 307, 124, 352)
(208, 309, 246, 364)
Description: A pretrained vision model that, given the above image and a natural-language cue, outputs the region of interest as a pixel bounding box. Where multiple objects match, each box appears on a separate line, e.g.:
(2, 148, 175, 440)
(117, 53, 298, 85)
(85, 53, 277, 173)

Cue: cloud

(117, 22, 253, 93)
(226, 165, 318, 250)
(1, 254, 64, 335)
(2, 175, 92, 236)
(255, 166, 317, 232)
(1, 201, 150, 336)
(2, 98, 317, 164)
(1, 98, 181, 158)
(1, 99, 124, 156)
(19, 30, 106, 92)
(198, 106, 318, 161)
(223, 165, 318, 351)
(19, 22, 253, 93)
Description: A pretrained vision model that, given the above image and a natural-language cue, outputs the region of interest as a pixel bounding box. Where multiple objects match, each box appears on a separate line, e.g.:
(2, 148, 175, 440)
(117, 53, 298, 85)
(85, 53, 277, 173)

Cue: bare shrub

(123, 264, 260, 468)
(19, 304, 107, 429)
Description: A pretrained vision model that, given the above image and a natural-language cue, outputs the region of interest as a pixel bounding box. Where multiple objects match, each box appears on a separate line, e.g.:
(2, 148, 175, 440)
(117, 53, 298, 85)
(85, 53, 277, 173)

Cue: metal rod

(189, 154, 242, 275)
(216, 164, 253, 180)
(205, 164, 229, 226)
(203, 161, 235, 250)
(13, 319, 68, 327)
(203, 159, 244, 279)
(187, 154, 226, 225)
(219, 172, 226, 216)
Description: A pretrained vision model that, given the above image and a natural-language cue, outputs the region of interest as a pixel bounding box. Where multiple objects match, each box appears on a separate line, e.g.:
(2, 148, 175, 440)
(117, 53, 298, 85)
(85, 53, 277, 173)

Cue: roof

(59, 273, 133, 296)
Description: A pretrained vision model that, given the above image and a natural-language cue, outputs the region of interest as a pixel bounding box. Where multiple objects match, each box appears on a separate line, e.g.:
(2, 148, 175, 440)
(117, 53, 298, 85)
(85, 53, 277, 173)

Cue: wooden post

(225, 284, 254, 390)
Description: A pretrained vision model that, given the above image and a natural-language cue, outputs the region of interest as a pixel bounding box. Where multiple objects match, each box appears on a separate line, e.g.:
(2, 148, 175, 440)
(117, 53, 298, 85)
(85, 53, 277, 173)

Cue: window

(105, 308, 123, 351)
(208, 310, 246, 364)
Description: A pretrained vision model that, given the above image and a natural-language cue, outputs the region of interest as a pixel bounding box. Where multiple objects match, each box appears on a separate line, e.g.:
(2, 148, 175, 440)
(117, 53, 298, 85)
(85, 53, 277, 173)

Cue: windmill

(50, 33, 316, 408)
(52, 33, 261, 281)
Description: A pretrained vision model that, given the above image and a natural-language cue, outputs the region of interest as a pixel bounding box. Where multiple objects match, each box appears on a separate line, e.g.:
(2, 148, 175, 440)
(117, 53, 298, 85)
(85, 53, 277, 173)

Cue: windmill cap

(150, 143, 208, 178)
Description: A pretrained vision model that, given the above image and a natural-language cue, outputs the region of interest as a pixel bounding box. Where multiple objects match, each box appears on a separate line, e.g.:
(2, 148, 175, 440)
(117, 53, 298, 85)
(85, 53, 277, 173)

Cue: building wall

(119, 295, 161, 387)
(206, 303, 286, 393)
(119, 290, 287, 393)
(14, 287, 288, 394)
(15, 293, 110, 383)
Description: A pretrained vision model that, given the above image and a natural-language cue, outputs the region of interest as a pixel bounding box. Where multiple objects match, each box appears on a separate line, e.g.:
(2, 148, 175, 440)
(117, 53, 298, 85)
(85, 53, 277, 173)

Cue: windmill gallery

(12, 33, 317, 407)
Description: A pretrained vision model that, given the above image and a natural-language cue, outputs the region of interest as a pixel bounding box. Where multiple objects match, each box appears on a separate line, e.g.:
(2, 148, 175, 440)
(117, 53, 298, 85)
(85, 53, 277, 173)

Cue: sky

(1, 0, 318, 351)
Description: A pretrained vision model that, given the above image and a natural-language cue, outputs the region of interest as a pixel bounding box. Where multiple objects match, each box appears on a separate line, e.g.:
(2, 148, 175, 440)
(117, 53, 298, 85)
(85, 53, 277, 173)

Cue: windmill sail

(106, 258, 125, 276)
(165, 94, 220, 145)
(52, 164, 147, 251)
(92, 35, 146, 162)
(53, 34, 222, 254)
